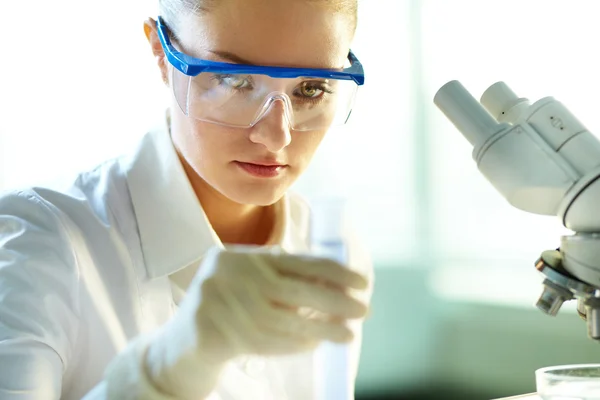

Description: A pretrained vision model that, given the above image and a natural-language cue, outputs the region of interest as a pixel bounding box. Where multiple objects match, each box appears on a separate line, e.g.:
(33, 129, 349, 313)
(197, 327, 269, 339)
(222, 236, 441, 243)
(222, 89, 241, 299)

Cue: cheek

(171, 112, 235, 170)
(290, 129, 328, 167)
(188, 122, 238, 164)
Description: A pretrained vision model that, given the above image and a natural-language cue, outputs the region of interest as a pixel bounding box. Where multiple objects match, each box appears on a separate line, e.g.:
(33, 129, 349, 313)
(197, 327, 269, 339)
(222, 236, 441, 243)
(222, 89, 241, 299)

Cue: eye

(298, 82, 324, 98)
(221, 75, 251, 89)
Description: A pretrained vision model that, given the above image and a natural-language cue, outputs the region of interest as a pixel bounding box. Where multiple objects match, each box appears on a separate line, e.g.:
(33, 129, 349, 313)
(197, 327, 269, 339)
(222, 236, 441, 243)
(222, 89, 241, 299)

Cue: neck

(179, 156, 275, 246)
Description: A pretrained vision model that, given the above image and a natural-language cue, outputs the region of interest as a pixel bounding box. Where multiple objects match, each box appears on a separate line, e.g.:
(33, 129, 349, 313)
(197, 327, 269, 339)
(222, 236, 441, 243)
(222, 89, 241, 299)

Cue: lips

(234, 161, 287, 178)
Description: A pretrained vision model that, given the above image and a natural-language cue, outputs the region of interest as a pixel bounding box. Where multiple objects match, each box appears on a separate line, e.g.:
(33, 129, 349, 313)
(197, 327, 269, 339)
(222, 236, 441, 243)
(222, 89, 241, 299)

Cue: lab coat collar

(123, 114, 308, 279)
(123, 116, 219, 279)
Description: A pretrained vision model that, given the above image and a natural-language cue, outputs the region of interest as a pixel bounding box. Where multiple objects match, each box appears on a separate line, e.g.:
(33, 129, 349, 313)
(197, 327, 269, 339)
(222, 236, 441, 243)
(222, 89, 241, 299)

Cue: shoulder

(0, 155, 127, 272)
(9, 155, 131, 230)
(0, 189, 79, 269)
(0, 188, 70, 234)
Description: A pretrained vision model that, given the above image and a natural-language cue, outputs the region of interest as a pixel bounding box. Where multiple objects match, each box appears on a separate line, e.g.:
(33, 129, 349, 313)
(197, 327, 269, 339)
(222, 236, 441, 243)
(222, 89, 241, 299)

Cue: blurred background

(2, 0, 600, 398)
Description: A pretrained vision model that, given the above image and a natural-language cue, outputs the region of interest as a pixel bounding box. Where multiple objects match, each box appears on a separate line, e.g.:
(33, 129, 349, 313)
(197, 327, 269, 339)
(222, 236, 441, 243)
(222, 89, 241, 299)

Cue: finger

(199, 280, 249, 357)
(210, 286, 315, 352)
(266, 277, 368, 319)
(253, 335, 319, 356)
(267, 253, 369, 290)
(259, 306, 355, 343)
(242, 253, 367, 318)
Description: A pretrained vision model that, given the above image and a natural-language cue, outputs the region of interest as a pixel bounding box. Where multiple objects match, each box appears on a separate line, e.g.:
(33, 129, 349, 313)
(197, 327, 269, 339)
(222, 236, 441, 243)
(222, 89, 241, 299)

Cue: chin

(220, 183, 289, 206)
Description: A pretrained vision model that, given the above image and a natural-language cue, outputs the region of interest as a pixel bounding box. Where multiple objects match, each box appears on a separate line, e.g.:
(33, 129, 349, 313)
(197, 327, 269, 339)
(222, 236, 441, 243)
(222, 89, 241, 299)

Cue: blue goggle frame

(156, 16, 365, 86)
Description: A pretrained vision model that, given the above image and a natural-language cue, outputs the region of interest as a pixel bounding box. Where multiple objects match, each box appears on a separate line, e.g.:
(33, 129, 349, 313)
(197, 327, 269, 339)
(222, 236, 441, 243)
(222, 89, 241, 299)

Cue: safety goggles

(156, 17, 365, 131)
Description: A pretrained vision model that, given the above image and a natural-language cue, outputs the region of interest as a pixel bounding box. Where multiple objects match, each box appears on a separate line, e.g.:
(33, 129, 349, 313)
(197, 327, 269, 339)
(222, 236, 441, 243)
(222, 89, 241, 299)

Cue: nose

(248, 99, 292, 153)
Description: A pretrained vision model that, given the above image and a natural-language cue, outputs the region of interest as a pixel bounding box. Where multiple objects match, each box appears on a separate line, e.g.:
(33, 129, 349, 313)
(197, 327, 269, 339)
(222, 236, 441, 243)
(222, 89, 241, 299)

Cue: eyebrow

(208, 50, 256, 65)
(208, 50, 347, 70)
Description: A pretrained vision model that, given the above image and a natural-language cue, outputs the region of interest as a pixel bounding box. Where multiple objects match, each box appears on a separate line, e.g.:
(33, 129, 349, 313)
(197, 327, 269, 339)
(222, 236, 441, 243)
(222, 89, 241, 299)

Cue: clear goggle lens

(172, 68, 359, 131)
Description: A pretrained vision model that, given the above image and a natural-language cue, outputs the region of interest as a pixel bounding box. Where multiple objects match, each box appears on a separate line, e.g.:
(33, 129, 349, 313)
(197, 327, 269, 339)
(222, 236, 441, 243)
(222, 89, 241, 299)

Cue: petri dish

(536, 364, 600, 399)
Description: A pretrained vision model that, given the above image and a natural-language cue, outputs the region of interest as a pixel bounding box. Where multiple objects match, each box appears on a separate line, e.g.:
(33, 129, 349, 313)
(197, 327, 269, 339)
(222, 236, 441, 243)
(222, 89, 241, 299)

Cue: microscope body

(434, 81, 600, 340)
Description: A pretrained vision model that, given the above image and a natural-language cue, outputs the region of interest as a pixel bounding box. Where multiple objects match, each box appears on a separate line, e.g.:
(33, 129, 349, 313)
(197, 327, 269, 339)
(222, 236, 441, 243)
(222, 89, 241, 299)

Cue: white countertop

(492, 394, 541, 399)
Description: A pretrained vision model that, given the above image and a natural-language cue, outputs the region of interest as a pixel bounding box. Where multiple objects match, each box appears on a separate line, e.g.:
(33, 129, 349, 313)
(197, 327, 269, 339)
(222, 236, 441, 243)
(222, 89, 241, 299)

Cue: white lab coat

(0, 116, 373, 400)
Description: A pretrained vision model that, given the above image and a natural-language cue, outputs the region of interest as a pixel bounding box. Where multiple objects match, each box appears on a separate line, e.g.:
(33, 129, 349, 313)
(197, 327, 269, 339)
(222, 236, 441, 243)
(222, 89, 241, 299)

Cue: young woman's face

(155, 0, 355, 206)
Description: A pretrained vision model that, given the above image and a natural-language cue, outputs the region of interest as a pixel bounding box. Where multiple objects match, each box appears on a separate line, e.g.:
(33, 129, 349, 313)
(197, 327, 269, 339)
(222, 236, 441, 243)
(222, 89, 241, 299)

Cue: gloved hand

(144, 246, 369, 399)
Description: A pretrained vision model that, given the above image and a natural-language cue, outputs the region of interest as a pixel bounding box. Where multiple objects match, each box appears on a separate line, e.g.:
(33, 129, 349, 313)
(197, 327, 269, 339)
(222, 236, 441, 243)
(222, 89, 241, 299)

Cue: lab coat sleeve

(84, 310, 222, 400)
(0, 191, 80, 399)
(83, 333, 179, 400)
(85, 332, 225, 400)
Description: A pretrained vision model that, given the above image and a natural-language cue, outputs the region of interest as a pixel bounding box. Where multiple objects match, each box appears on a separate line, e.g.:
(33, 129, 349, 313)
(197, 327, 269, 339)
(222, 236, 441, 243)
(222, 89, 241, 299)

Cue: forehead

(176, 0, 354, 69)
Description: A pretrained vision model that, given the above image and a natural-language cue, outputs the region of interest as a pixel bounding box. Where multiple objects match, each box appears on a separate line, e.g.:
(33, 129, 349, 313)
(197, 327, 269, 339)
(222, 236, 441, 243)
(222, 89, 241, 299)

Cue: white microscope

(434, 80, 600, 341)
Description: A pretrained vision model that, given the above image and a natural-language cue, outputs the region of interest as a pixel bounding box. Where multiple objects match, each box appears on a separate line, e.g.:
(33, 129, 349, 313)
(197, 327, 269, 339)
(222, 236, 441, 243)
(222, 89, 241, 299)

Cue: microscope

(434, 81, 600, 341)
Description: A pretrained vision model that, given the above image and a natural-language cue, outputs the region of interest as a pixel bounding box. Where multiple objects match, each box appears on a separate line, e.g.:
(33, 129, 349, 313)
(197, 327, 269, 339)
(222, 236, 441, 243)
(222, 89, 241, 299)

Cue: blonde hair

(158, 0, 358, 37)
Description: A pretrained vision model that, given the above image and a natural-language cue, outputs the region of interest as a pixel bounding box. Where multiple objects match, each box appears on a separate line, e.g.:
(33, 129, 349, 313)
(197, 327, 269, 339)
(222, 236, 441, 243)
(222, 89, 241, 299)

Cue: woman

(0, 0, 374, 398)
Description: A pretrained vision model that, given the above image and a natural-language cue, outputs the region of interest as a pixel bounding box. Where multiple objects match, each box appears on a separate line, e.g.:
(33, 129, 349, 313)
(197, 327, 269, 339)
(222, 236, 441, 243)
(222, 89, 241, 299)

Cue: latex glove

(145, 246, 369, 399)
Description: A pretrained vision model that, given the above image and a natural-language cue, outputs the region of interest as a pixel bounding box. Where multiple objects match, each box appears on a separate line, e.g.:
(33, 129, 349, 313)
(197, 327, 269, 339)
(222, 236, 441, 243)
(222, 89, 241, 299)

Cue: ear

(144, 18, 169, 86)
